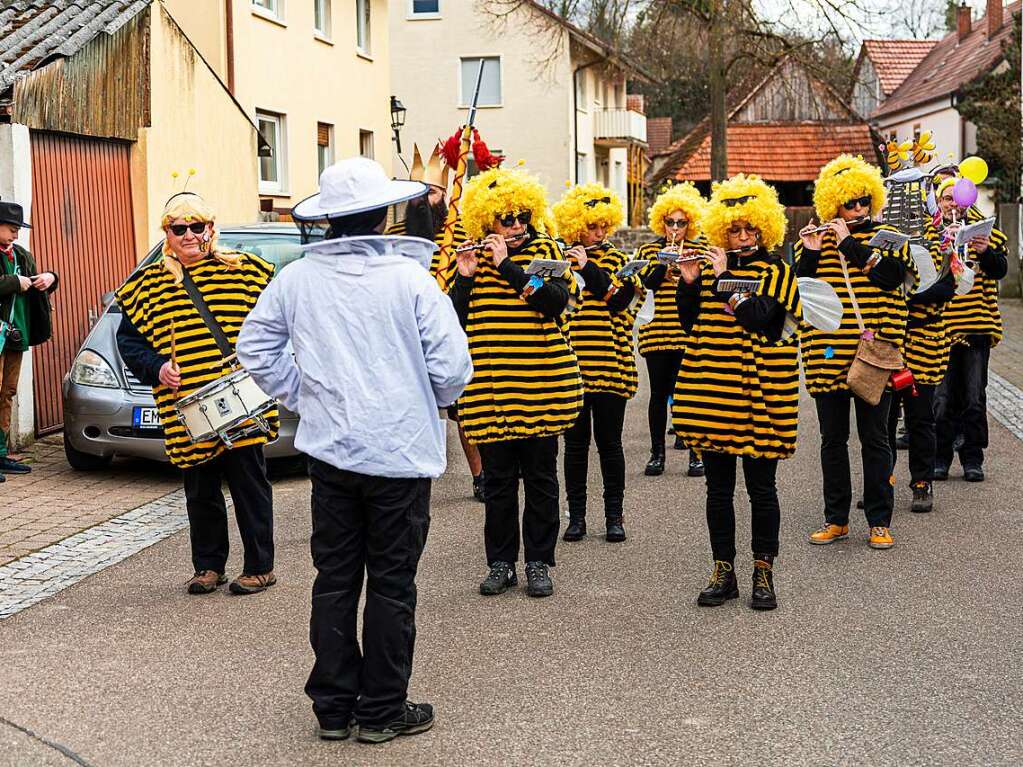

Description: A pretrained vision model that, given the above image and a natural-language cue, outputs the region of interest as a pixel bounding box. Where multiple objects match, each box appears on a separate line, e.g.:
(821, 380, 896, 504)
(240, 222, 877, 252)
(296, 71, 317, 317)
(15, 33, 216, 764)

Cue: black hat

(0, 201, 31, 228)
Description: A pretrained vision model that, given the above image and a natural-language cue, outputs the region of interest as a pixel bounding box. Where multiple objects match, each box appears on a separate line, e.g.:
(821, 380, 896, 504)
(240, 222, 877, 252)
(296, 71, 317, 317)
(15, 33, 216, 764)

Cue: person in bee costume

(552, 183, 642, 544)
(673, 175, 799, 611)
(797, 155, 917, 551)
(636, 183, 709, 478)
(449, 166, 583, 598)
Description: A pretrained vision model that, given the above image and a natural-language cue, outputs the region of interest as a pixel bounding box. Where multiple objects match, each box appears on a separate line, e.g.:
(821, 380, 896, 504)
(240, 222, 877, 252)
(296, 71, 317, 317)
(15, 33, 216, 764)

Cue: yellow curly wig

(647, 182, 706, 238)
(813, 154, 886, 222)
(701, 174, 787, 250)
(552, 183, 624, 244)
(461, 167, 555, 240)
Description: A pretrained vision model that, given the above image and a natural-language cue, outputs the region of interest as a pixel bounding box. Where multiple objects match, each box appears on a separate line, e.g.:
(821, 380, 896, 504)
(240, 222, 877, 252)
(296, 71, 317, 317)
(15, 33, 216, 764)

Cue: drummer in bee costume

(116, 191, 278, 596)
(636, 183, 709, 478)
(673, 175, 799, 611)
(797, 155, 917, 551)
(449, 166, 583, 598)
(552, 183, 642, 544)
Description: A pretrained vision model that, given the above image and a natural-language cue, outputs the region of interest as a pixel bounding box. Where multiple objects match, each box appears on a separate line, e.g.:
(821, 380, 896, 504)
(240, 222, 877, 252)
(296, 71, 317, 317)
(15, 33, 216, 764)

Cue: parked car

(62, 224, 303, 470)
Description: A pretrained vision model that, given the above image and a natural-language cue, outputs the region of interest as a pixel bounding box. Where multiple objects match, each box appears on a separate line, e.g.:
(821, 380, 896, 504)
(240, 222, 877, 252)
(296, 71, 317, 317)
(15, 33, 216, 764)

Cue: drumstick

(170, 321, 178, 369)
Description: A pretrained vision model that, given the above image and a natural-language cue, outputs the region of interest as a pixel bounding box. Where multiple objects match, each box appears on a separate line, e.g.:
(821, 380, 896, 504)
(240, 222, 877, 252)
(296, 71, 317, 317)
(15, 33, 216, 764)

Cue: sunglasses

(664, 217, 688, 229)
(727, 224, 759, 237)
(722, 195, 756, 208)
(842, 196, 871, 211)
(496, 211, 531, 227)
(584, 197, 611, 208)
(168, 222, 208, 237)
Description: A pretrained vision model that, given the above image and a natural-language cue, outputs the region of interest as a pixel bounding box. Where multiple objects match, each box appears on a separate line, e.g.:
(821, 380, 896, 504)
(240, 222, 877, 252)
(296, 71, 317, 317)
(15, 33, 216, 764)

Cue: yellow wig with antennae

(461, 167, 555, 240)
(701, 174, 787, 250)
(552, 183, 624, 245)
(647, 182, 706, 238)
(813, 154, 886, 222)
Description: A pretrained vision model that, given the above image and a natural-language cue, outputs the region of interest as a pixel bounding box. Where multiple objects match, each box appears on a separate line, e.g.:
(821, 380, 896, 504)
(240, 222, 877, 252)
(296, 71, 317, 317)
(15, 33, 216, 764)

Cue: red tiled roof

(874, 1, 1020, 118)
(861, 39, 937, 95)
(647, 117, 673, 154)
(672, 123, 877, 182)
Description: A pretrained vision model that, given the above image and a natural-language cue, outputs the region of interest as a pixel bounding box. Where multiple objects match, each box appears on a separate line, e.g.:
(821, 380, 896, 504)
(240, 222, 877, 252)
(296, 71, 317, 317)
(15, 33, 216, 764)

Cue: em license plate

(133, 406, 162, 429)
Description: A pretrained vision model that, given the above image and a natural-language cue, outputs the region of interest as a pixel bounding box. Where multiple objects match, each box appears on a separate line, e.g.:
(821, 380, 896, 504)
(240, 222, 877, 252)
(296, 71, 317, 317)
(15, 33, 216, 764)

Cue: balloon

(959, 156, 988, 184)
(952, 178, 977, 209)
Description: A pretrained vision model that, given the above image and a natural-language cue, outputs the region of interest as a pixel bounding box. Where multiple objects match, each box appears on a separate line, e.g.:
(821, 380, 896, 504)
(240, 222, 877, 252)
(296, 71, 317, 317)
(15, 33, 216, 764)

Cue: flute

(803, 216, 869, 235)
(454, 233, 528, 253)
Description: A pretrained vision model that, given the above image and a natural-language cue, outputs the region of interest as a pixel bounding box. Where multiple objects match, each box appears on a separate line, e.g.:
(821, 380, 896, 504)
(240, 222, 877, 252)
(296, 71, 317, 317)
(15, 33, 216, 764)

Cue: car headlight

(70, 350, 120, 389)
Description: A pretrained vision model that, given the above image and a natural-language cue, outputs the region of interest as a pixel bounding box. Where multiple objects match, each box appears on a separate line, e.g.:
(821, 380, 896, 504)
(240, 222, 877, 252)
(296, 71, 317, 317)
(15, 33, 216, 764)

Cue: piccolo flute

(726, 245, 758, 257)
(803, 216, 869, 235)
(454, 233, 529, 253)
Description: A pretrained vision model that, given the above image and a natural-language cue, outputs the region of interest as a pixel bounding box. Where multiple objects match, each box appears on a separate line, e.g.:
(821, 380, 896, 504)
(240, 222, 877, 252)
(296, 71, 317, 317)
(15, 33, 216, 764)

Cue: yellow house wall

(160, 0, 229, 81)
(130, 5, 260, 260)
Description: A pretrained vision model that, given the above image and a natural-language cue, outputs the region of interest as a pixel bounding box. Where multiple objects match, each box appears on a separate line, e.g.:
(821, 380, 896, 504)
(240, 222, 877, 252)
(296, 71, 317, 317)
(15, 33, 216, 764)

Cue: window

(576, 153, 588, 183)
(314, 0, 331, 36)
(575, 72, 587, 112)
(409, 0, 440, 15)
(257, 110, 287, 193)
(356, 0, 371, 54)
(467, 148, 502, 178)
(252, 0, 284, 20)
(459, 57, 501, 107)
(359, 130, 374, 159)
(317, 122, 334, 175)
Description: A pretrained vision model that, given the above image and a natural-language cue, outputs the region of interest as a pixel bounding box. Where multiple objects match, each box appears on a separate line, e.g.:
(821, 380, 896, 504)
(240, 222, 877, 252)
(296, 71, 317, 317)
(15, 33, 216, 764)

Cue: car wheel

(63, 433, 113, 471)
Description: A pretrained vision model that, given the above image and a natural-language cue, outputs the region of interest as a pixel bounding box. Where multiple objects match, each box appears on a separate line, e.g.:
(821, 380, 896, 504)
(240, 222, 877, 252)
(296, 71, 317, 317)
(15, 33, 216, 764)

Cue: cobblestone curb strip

(987, 371, 1023, 442)
(0, 489, 190, 620)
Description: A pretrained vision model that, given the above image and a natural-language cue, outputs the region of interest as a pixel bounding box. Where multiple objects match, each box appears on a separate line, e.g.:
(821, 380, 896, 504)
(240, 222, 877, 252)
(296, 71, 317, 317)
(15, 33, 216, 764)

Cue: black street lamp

(390, 95, 407, 155)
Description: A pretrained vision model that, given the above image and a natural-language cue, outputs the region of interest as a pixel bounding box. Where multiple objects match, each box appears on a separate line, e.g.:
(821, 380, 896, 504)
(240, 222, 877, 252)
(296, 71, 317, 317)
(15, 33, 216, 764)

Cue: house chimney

(987, 0, 1003, 38)
(957, 4, 972, 41)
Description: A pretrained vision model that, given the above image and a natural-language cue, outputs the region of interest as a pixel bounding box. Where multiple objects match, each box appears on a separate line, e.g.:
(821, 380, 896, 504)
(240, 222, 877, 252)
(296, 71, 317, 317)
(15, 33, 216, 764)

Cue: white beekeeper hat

(292, 157, 427, 220)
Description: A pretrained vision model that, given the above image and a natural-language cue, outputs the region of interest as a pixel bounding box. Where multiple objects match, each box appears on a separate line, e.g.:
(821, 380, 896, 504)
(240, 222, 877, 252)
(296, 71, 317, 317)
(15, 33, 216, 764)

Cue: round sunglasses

(496, 211, 532, 227)
(842, 196, 871, 211)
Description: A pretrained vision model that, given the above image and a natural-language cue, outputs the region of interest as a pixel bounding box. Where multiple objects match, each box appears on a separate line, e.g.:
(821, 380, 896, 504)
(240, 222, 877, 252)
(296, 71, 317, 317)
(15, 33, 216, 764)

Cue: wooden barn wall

(735, 62, 849, 124)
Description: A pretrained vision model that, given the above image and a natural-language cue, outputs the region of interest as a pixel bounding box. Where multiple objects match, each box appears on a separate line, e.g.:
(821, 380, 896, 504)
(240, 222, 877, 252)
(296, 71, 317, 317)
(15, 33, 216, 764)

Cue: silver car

(62, 224, 303, 470)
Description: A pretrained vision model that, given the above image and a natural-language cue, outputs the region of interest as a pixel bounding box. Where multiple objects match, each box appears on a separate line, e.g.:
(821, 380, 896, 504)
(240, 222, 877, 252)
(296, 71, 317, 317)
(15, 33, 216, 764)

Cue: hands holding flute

(456, 233, 511, 277)
(799, 217, 864, 249)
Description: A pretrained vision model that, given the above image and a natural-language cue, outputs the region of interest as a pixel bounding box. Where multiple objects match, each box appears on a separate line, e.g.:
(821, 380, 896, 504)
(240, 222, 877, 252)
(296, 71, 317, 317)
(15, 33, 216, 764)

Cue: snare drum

(175, 368, 275, 447)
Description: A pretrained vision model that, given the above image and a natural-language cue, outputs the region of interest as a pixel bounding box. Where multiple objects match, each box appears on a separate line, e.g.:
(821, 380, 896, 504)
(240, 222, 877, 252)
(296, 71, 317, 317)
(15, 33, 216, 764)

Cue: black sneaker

(0, 456, 31, 474)
(687, 453, 705, 477)
(472, 473, 486, 503)
(605, 517, 626, 543)
(317, 717, 356, 741)
(963, 465, 984, 482)
(750, 557, 777, 611)
(357, 702, 434, 744)
(697, 560, 739, 606)
(479, 561, 516, 595)
(910, 481, 933, 513)
(644, 449, 665, 476)
(524, 561, 553, 598)
(933, 464, 949, 481)
(562, 518, 586, 542)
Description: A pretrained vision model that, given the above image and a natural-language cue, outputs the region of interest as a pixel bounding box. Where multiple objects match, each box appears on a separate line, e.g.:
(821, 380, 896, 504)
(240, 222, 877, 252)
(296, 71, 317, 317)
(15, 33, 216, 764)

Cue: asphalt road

(1, 382, 1021, 767)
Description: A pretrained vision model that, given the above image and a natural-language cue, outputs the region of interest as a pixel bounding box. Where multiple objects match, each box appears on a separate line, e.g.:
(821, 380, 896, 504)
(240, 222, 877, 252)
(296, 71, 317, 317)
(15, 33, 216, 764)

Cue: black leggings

(644, 350, 683, 452)
(564, 392, 627, 520)
(702, 451, 780, 561)
(888, 384, 935, 484)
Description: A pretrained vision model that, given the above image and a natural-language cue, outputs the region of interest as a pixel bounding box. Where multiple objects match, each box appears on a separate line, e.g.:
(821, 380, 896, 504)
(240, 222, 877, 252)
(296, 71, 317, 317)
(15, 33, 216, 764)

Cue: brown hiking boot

(229, 571, 277, 595)
(187, 570, 227, 594)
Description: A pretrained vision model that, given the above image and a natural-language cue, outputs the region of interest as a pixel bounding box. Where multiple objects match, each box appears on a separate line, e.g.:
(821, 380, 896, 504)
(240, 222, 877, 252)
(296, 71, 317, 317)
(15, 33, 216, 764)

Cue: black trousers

(644, 351, 683, 451)
(181, 444, 274, 574)
(813, 391, 894, 528)
(702, 451, 780, 561)
(304, 459, 431, 729)
(564, 392, 627, 520)
(888, 384, 936, 484)
(479, 436, 559, 566)
(934, 342, 990, 468)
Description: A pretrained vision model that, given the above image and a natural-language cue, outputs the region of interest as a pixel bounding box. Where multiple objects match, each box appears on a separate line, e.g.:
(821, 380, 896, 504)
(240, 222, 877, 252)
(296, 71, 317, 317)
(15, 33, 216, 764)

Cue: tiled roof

(861, 39, 937, 95)
(0, 0, 151, 91)
(671, 123, 877, 182)
(646, 117, 673, 155)
(874, 1, 1020, 118)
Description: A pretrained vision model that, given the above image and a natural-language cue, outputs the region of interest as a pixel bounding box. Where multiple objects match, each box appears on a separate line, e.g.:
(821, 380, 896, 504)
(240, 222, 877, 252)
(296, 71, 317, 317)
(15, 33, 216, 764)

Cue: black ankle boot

(687, 452, 705, 477)
(750, 555, 777, 611)
(644, 447, 665, 476)
(563, 517, 586, 541)
(605, 517, 626, 543)
(697, 560, 738, 606)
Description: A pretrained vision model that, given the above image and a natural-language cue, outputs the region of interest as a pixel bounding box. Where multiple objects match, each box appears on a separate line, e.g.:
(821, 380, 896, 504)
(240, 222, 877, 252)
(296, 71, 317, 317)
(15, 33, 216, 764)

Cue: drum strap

(180, 268, 235, 360)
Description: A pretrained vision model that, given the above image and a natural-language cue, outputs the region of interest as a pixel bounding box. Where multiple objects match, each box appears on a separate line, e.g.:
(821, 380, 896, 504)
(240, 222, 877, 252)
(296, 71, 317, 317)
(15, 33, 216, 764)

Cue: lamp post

(390, 95, 407, 156)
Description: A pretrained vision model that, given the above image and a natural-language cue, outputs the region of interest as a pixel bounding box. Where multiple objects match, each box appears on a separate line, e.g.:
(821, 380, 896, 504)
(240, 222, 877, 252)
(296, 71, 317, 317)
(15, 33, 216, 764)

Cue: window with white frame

(409, 0, 440, 16)
(317, 122, 334, 175)
(314, 0, 331, 36)
(575, 72, 587, 111)
(252, 0, 284, 21)
(356, 0, 371, 54)
(359, 130, 374, 159)
(459, 57, 501, 107)
(576, 153, 588, 183)
(257, 110, 287, 193)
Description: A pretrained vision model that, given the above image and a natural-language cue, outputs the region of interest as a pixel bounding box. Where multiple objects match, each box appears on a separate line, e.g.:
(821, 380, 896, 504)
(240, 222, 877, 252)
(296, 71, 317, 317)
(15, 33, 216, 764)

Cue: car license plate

(133, 406, 162, 429)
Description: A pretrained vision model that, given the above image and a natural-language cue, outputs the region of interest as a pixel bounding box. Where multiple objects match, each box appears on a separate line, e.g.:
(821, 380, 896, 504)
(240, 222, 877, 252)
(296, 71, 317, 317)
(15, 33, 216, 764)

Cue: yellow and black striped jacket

(927, 210, 1008, 347)
(564, 242, 642, 399)
(115, 253, 279, 468)
(448, 234, 583, 444)
(672, 251, 802, 460)
(795, 223, 917, 395)
(902, 240, 953, 385)
(386, 218, 469, 285)
(636, 237, 709, 355)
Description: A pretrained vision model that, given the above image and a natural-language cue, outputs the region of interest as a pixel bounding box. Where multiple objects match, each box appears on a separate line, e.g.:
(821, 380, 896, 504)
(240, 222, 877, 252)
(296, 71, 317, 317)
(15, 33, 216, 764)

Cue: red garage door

(29, 132, 137, 434)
